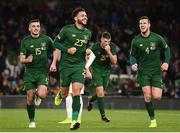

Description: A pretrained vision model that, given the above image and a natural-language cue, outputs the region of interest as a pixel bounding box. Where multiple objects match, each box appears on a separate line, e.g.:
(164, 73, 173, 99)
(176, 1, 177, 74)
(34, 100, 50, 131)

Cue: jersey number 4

(145, 47, 150, 54)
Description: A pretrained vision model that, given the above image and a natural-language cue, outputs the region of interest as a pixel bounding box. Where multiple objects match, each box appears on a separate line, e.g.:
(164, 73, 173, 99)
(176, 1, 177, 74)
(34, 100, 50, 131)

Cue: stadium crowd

(0, 0, 180, 98)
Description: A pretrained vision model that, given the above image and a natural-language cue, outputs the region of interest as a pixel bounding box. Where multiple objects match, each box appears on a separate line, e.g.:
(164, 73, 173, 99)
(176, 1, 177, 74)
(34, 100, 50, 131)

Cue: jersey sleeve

(158, 35, 169, 49)
(86, 31, 92, 48)
(54, 27, 68, 53)
(48, 36, 55, 50)
(54, 27, 66, 43)
(20, 39, 27, 56)
(90, 43, 96, 53)
(47, 36, 54, 60)
(130, 38, 138, 65)
(158, 35, 171, 64)
(88, 31, 92, 41)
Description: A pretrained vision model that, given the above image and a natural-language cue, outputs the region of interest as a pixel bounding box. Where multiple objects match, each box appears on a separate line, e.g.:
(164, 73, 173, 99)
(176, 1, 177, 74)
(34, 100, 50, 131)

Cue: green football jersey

(20, 34, 54, 72)
(91, 42, 117, 71)
(130, 32, 169, 72)
(54, 24, 91, 69)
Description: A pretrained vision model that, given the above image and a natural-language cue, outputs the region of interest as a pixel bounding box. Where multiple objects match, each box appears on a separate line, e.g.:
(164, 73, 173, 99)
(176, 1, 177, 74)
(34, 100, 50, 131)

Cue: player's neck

(141, 30, 150, 37)
(75, 23, 84, 30)
(31, 33, 40, 38)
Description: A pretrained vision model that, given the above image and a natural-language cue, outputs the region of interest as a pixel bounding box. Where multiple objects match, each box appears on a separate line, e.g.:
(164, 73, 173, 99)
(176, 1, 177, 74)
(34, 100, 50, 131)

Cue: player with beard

(130, 16, 170, 128)
(53, 7, 91, 130)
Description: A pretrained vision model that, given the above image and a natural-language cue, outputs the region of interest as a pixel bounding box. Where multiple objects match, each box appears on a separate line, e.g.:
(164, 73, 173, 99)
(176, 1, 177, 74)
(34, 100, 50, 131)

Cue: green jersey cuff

(130, 55, 137, 65)
(54, 42, 68, 53)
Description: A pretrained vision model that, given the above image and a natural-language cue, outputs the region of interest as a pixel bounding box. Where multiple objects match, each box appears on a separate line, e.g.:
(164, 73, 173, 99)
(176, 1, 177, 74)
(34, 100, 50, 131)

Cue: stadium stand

(0, 0, 180, 98)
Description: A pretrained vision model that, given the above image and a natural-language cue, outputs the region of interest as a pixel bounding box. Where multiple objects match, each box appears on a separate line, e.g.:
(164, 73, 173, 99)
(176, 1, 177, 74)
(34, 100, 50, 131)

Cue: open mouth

(141, 27, 145, 30)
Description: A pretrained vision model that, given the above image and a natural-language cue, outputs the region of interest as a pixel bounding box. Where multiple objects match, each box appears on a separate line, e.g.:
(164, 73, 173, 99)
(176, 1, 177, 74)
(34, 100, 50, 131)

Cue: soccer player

(130, 16, 170, 128)
(55, 49, 95, 124)
(19, 19, 59, 128)
(87, 32, 117, 123)
(57, 69, 92, 124)
(53, 7, 91, 130)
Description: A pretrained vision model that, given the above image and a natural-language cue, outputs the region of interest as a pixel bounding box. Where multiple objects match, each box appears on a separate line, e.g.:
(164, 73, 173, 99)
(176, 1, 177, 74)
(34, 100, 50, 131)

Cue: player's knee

(38, 89, 47, 99)
(97, 92, 104, 97)
(153, 95, 161, 101)
(27, 93, 34, 104)
(144, 95, 152, 102)
(38, 92, 47, 99)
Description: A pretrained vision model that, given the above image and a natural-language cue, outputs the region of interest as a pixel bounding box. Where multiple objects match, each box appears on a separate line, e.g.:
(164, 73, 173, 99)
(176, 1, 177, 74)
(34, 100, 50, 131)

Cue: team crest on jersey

(82, 35, 88, 44)
(84, 35, 88, 40)
(41, 42, 46, 50)
(150, 42, 156, 50)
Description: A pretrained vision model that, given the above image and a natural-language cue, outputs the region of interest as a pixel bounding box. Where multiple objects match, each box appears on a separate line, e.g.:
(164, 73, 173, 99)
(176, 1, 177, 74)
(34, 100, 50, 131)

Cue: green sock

(27, 104, 35, 122)
(90, 94, 97, 103)
(72, 96, 80, 121)
(97, 97, 105, 116)
(145, 101, 155, 120)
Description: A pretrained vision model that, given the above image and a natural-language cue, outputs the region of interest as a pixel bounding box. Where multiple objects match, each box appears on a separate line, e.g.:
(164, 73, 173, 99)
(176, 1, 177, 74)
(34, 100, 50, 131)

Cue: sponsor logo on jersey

(41, 42, 46, 47)
(84, 35, 88, 40)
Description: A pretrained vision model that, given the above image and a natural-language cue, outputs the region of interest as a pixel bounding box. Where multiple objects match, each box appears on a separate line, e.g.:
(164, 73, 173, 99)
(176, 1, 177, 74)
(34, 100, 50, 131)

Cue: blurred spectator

(0, 45, 6, 74)
(0, 69, 11, 95)
(0, 0, 179, 98)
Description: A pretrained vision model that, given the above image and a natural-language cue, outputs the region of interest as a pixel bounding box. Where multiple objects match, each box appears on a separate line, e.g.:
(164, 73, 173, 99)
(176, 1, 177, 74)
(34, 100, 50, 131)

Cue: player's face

(139, 19, 150, 34)
(76, 11, 88, 26)
(29, 22, 40, 36)
(101, 37, 111, 48)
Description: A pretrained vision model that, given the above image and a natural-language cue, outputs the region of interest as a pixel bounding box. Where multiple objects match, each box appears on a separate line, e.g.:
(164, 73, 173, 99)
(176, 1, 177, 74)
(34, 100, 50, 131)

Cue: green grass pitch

(0, 109, 180, 132)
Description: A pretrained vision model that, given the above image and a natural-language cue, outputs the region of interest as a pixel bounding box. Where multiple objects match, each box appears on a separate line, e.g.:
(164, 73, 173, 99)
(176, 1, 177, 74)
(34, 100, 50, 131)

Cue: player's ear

(100, 37, 103, 42)
(74, 16, 78, 21)
(28, 25, 31, 32)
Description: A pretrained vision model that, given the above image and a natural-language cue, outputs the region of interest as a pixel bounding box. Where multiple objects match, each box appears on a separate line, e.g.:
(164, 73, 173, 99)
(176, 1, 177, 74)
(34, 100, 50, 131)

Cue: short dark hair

(139, 16, 151, 23)
(72, 7, 86, 19)
(28, 19, 40, 26)
(101, 32, 111, 39)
